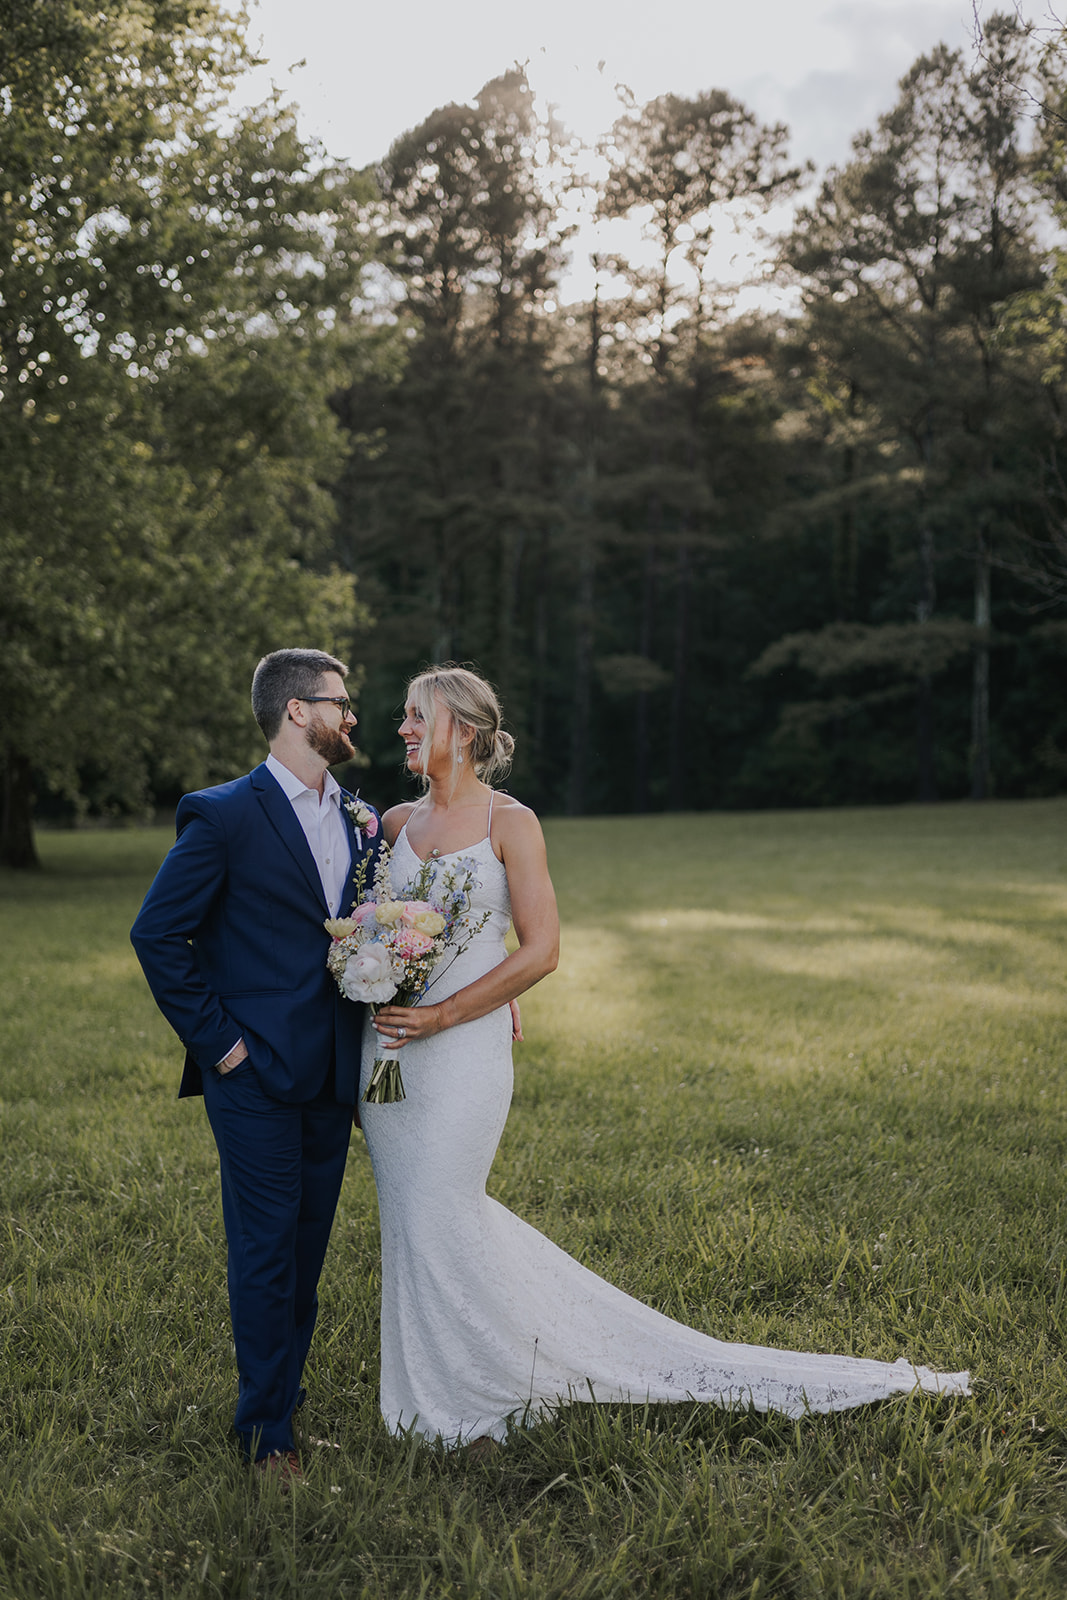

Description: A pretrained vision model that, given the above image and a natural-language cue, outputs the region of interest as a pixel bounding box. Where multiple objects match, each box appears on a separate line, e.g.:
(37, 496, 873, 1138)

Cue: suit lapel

(251, 762, 328, 911)
(339, 790, 370, 914)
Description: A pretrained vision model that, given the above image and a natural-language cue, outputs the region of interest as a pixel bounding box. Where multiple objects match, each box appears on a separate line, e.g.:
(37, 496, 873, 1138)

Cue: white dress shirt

(217, 756, 353, 1069)
(265, 752, 352, 917)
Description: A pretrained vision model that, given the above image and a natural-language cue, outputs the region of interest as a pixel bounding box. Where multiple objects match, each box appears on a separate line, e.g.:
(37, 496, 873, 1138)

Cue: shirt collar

(266, 751, 341, 805)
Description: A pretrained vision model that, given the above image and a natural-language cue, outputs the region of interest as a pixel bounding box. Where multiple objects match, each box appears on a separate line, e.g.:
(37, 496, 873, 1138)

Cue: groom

(131, 648, 380, 1481)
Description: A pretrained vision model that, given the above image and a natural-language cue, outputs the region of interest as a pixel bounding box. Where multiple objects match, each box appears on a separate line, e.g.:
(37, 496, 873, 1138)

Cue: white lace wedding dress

(359, 820, 970, 1447)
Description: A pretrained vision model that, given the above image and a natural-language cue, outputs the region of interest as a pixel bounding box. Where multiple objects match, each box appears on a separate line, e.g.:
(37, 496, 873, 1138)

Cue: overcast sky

(235, 0, 1059, 305)
(239, 0, 1055, 170)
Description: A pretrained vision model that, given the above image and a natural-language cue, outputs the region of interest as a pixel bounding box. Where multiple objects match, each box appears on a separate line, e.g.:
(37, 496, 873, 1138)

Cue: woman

(360, 666, 969, 1448)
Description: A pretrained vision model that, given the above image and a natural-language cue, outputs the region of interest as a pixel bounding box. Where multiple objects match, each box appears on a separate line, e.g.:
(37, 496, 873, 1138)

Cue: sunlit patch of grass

(2, 801, 1066, 1597)
(628, 908, 873, 933)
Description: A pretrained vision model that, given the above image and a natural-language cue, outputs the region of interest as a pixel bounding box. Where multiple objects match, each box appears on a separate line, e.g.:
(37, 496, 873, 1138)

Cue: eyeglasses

(301, 696, 353, 719)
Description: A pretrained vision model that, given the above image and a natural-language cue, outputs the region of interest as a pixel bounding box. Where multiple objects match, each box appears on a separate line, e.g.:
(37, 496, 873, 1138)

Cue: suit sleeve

(130, 794, 242, 1070)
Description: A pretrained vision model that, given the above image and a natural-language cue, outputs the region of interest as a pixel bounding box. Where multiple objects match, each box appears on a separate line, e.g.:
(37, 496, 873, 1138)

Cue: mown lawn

(2, 800, 1065, 1599)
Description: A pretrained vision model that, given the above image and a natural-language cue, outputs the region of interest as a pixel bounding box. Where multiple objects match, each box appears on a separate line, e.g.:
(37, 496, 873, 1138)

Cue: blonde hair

(406, 665, 515, 787)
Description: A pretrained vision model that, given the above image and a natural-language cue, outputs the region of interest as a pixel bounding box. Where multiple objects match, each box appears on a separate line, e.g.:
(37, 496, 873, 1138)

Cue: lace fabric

(359, 825, 970, 1446)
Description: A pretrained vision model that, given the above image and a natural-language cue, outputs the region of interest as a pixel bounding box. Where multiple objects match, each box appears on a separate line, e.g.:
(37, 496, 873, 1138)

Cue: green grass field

(2, 801, 1066, 1599)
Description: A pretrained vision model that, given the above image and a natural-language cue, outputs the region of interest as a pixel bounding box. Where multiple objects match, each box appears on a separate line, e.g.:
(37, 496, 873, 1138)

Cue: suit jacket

(130, 762, 380, 1105)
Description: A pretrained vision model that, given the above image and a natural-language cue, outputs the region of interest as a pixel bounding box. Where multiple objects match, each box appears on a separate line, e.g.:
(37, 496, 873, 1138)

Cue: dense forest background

(3, 1, 1066, 866)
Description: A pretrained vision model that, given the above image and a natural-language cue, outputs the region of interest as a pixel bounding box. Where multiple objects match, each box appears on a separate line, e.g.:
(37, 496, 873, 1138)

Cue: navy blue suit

(131, 761, 380, 1458)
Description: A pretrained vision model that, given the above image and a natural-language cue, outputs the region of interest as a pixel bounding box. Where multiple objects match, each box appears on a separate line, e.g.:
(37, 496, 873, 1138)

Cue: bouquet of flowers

(325, 846, 487, 1104)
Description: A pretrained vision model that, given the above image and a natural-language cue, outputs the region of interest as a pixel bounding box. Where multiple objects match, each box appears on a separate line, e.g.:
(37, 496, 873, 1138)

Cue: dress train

(359, 820, 969, 1445)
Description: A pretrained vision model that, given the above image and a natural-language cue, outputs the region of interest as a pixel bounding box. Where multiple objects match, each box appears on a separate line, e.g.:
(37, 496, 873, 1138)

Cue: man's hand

(218, 1038, 248, 1075)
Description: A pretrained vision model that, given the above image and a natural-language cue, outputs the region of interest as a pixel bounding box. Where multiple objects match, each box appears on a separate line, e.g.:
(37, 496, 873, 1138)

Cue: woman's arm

(372, 802, 559, 1045)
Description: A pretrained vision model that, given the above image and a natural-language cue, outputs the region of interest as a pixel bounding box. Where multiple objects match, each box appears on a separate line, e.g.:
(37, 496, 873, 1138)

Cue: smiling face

(398, 690, 471, 779)
(398, 693, 439, 776)
(304, 670, 358, 766)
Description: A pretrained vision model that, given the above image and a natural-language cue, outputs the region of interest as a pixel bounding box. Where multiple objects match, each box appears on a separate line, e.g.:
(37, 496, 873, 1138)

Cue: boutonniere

(343, 794, 379, 838)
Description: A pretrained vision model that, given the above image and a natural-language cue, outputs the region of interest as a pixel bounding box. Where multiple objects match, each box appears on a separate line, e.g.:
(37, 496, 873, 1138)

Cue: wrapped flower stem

(363, 1013, 406, 1104)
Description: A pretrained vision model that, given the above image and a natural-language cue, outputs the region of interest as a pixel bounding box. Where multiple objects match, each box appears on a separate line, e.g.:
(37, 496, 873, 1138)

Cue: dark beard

(306, 718, 353, 767)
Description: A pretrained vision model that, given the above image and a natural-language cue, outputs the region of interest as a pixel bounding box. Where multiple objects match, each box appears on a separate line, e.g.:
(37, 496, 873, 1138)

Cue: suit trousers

(201, 1057, 351, 1459)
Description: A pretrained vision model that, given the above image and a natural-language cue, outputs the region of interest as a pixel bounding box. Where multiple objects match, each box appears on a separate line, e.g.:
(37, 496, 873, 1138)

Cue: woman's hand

(374, 997, 523, 1047)
(372, 1001, 450, 1047)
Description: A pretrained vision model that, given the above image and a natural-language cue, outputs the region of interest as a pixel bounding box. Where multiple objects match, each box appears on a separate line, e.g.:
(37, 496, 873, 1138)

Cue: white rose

(340, 942, 399, 1004)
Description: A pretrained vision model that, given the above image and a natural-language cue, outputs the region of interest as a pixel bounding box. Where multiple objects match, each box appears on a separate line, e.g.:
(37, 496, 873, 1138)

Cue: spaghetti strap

(396, 799, 424, 848)
(487, 788, 503, 859)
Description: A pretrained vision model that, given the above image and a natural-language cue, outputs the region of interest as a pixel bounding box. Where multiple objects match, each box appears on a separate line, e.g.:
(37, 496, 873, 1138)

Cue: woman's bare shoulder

(381, 801, 418, 846)
(491, 793, 546, 850)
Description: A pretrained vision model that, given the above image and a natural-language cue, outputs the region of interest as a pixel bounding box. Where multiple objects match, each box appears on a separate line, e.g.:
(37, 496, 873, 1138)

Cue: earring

(457, 753, 464, 764)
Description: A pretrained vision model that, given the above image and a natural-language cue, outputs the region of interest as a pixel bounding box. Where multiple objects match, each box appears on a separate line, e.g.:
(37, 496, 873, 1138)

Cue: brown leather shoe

(254, 1449, 303, 1489)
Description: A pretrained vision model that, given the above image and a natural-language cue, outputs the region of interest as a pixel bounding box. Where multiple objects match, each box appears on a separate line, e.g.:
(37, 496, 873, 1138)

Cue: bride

(359, 665, 969, 1449)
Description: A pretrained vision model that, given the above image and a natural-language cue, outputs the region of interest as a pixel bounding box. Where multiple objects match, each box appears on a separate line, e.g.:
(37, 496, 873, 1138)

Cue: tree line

(2, 2, 1065, 866)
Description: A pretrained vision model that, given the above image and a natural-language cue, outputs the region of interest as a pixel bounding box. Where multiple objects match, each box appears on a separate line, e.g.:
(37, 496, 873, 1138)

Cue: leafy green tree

(594, 89, 804, 808)
(782, 13, 1047, 800)
(324, 39, 1063, 817)
(990, 24, 1067, 613)
(0, 0, 373, 866)
(333, 71, 572, 791)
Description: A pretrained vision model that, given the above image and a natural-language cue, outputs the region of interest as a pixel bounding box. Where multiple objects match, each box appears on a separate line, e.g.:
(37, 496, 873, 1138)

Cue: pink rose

(392, 927, 435, 960)
(350, 900, 379, 925)
(400, 900, 429, 926)
(344, 796, 379, 838)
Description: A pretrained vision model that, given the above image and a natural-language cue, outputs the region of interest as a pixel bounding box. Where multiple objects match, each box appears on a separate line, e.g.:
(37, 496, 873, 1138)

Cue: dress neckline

(398, 791, 498, 866)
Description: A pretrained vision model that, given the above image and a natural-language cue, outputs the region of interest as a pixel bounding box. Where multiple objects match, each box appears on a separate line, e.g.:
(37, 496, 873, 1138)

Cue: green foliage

(603, 87, 805, 365)
(337, 76, 811, 817)
(777, 15, 1051, 800)
(374, 69, 570, 347)
(2, 803, 1067, 1596)
(0, 0, 376, 863)
(331, 22, 1066, 820)
(6, 9, 1067, 846)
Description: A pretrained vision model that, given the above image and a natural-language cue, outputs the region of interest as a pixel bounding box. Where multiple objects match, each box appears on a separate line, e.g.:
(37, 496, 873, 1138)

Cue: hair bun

(480, 727, 514, 781)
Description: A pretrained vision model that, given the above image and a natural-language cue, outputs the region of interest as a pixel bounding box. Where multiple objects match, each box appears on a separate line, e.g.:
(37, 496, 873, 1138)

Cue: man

(131, 648, 380, 1483)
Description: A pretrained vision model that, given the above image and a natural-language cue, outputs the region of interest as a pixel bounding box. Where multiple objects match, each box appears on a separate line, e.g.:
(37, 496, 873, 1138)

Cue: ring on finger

(396, 1026, 407, 1039)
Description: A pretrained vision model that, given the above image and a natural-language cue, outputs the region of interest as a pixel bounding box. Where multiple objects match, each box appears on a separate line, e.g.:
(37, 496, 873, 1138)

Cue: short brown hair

(251, 648, 348, 740)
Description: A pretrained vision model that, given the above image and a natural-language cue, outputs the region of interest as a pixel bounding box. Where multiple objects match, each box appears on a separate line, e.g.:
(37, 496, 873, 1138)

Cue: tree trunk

(667, 380, 702, 810)
(915, 516, 938, 803)
(567, 272, 602, 816)
(1, 747, 41, 869)
(970, 528, 992, 800)
(432, 516, 456, 662)
(834, 384, 859, 620)
(530, 527, 549, 805)
(492, 378, 525, 702)
(566, 530, 595, 815)
(633, 519, 658, 814)
(916, 678, 936, 803)
(666, 529, 690, 808)
(496, 520, 525, 701)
